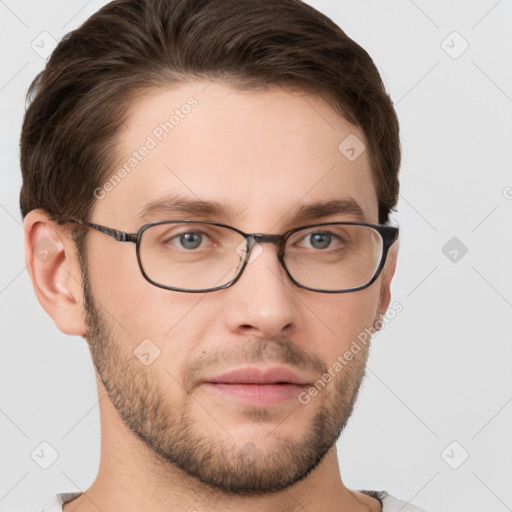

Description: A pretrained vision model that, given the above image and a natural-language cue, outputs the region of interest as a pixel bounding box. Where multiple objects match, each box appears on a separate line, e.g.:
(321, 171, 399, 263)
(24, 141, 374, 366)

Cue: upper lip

(201, 366, 311, 385)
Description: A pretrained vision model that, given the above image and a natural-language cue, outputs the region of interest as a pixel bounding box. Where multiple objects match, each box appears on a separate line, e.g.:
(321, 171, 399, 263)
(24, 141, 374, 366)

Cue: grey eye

(177, 232, 203, 250)
(307, 232, 332, 249)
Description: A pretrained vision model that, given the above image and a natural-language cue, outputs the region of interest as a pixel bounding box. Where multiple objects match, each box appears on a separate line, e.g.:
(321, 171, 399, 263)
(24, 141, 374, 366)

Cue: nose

(222, 240, 301, 338)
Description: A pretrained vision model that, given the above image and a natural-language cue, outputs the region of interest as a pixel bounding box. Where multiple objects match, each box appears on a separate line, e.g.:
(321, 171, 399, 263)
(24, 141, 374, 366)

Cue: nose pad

(235, 236, 264, 266)
(232, 233, 289, 289)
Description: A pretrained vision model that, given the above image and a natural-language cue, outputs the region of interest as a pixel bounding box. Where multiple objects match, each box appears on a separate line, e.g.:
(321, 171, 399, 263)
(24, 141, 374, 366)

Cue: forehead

(93, 80, 378, 229)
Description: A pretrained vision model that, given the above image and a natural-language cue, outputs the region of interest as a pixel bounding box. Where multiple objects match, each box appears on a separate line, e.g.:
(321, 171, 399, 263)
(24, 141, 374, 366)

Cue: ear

(24, 209, 87, 336)
(376, 236, 399, 320)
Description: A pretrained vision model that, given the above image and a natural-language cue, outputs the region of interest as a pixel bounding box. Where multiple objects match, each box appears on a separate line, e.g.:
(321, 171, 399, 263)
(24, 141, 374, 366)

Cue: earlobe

(24, 209, 87, 336)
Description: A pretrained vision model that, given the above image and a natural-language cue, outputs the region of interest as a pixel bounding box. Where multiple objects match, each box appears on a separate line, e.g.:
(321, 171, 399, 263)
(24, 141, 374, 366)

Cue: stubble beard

(78, 246, 368, 496)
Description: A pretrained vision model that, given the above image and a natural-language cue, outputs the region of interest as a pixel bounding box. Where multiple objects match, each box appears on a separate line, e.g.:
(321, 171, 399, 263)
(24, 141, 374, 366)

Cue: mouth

(200, 366, 311, 406)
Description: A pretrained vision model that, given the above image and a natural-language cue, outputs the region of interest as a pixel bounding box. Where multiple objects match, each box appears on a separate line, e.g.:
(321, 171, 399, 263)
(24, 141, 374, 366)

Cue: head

(21, 0, 400, 497)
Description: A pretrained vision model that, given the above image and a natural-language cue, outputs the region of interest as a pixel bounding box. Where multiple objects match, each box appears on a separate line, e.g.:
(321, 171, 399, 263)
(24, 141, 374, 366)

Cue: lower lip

(202, 383, 308, 406)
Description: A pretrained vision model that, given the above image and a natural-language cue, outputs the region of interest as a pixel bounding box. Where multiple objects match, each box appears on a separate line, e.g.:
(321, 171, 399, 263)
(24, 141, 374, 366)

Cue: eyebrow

(135, 193, 368, 226)
(290, 198, 367, 224)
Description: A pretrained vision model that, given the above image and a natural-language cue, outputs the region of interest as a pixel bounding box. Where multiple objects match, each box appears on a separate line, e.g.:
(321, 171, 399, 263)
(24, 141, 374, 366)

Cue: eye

(307, 232, 331, 249)
(299, 230, 343, 250)
(164, 231, 211, 250)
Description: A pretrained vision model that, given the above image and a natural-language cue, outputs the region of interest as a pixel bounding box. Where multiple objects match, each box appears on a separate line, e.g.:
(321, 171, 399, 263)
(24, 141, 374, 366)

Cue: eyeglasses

(57, 218, 398, 293)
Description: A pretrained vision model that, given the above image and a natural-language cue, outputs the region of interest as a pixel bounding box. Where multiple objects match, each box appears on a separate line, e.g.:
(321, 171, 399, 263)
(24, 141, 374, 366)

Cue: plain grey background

(1, 1, 511, 511)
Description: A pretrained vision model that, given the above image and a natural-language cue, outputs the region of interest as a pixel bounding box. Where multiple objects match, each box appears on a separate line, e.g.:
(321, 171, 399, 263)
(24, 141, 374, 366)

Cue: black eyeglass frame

(57, 218, 399, 294)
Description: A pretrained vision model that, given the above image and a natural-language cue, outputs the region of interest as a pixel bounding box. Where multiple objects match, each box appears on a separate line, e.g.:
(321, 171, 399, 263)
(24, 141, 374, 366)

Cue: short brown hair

(20, 0, 400, 225)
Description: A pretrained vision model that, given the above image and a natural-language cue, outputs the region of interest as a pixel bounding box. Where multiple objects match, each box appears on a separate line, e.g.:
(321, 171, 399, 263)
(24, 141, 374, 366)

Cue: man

(20, 0, 427, 510)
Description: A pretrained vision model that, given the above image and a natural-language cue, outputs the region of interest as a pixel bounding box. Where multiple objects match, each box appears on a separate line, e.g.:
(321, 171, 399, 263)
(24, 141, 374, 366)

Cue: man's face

(80, 81, 393, 495)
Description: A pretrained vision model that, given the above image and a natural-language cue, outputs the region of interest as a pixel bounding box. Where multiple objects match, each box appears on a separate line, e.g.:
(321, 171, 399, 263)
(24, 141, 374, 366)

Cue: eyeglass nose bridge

(241, 233, 286, 264)
(248, 233, 282, 244)
(246, 232, 285, 249)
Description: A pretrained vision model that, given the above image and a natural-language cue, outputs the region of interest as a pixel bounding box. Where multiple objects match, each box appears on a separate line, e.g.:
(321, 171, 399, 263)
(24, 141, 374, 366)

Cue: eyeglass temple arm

(57, 218, 138, 243)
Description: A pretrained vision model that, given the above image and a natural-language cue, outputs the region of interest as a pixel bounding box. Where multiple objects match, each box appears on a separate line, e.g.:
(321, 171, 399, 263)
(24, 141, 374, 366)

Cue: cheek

(85, 242, 167, 338)
(306, 286, 380, 361)
(86, 244, 214, 357)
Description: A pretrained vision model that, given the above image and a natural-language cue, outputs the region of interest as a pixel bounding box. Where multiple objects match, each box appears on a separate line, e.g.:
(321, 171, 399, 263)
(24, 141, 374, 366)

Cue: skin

(25, 80, 398, 512)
